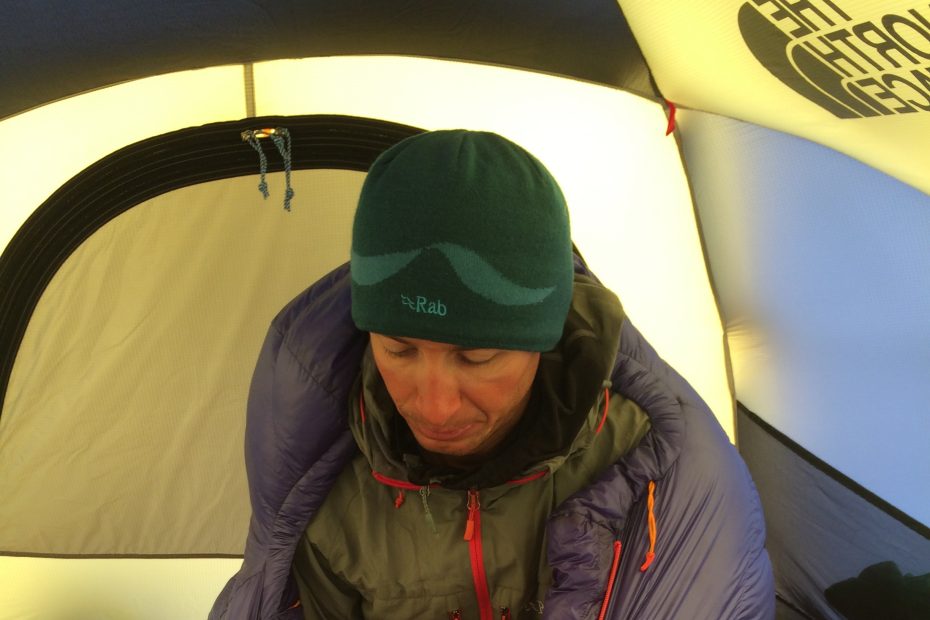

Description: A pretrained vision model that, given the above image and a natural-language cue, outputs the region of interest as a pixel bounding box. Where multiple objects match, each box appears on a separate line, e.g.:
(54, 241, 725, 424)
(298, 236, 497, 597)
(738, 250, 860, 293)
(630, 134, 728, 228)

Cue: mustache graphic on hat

(351, 242, 556, 307)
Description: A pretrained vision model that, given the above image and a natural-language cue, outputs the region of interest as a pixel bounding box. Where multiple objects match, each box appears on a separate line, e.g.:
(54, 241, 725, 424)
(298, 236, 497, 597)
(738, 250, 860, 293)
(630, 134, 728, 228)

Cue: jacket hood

(349, 273, 625, 490)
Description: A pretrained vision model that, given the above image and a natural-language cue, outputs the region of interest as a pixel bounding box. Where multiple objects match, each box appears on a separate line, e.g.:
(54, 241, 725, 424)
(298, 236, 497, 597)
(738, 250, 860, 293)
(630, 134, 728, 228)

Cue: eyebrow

(386, 336, 487, 353)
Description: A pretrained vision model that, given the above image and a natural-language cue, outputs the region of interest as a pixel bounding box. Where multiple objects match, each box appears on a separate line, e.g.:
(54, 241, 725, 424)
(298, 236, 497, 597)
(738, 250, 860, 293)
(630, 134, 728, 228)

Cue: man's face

(370, 333, 540, 464)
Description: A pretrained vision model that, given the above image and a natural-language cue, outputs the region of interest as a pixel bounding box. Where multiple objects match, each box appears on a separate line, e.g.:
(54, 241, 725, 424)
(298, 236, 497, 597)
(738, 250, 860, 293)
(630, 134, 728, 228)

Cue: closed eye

(385, 347, 416, 359)
(458, 351, 496, 366)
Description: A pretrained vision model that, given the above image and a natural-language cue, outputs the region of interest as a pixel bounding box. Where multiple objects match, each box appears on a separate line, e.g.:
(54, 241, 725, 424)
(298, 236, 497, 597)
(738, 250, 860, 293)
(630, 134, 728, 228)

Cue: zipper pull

(420, 487, 438, 534)
(448, 610, 463, 620)
(500, 607, 512, 619)
(464, 489, 480, 541)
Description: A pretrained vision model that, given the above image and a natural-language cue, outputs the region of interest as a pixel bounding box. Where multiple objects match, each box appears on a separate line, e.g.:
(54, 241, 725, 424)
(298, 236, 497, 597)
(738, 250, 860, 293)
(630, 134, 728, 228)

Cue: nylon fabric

(293, 276, 651, 618)
(209, 258, 773, 619)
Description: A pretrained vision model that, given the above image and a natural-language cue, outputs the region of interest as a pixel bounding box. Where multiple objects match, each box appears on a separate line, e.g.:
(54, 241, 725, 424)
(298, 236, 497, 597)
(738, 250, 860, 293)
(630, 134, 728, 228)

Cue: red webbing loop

(665, 99, 677, 135)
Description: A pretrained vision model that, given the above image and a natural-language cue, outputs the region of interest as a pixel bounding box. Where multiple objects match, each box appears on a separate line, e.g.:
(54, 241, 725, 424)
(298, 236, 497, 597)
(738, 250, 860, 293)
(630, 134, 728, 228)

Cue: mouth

(415, 424, 475, 442)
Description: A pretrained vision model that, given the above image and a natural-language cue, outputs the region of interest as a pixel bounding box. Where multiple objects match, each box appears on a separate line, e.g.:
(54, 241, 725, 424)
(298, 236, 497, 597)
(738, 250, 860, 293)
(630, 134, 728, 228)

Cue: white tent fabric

(623, 0, 930, 195)
(0, 66, 247, 252)
(681, 110, 930, 526)
(2, 557, 240, 620)
(1, 57, 727, 618)
(2, 1, 929, 617)
(1, 171, 366, 555)
(1, 57, 729, 430)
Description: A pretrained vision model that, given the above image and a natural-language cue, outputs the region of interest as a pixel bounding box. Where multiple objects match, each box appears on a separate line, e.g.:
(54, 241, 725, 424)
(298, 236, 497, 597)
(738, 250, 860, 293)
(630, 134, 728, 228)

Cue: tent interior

(1, 2, 928, 619)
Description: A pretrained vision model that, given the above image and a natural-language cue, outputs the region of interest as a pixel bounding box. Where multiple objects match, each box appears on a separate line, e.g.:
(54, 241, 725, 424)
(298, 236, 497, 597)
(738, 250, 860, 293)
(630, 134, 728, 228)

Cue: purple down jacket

(209, 259, 774, 619)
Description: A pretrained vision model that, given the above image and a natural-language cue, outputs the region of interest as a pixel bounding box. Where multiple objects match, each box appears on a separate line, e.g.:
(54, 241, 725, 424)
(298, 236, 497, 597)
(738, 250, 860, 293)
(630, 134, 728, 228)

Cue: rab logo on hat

(401, 294, 447, 317)
(352, 243, 556, 307)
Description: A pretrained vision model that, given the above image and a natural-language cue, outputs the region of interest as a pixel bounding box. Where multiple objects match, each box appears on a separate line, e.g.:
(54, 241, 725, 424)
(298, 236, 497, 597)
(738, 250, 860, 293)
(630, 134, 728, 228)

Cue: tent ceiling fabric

(4, 1, 924, 193)
(1, 56, 734, 439)
(620, 0, 930, 196)
(681, 108, 930, 526)
(0, 0, 655, 121)
(2, 1, 929, 617)
(0, 65, 248, 253)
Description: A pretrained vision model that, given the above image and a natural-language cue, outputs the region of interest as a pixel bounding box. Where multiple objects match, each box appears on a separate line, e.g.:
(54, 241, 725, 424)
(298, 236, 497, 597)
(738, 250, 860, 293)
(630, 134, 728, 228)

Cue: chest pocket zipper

(447, 606, 512, 619)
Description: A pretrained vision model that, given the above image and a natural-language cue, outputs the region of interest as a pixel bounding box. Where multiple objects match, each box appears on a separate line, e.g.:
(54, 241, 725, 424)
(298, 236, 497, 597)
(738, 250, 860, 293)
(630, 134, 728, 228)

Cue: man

(210, 131, 774, 619)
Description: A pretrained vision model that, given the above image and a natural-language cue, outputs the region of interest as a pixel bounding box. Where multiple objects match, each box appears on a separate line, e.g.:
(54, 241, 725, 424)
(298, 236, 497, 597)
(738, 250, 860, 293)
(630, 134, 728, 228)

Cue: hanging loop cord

(244, 130, 270, 198)
(241, 127, 295, 211)
(270, 128, 295, 211)
(640, 480, 657, 571)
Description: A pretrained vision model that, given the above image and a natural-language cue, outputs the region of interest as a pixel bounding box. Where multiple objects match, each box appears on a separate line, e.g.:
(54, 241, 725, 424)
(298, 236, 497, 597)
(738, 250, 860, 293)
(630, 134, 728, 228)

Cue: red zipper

(597, 540, 623, 620)
(464, 489, 494, 620)
(372, 468, 549, 619)
(371, 470, 440, 490)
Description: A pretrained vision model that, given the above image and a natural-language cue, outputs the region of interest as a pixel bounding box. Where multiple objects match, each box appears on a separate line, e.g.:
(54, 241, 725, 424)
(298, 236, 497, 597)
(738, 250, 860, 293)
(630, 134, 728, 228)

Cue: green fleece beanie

(350, 130, 573, 352)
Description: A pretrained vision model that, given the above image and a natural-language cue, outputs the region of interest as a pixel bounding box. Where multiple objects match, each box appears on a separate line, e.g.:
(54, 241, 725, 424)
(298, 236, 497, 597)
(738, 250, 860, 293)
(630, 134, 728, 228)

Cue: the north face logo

(739, 1, 930, 118)
(401, 294, 447, 316)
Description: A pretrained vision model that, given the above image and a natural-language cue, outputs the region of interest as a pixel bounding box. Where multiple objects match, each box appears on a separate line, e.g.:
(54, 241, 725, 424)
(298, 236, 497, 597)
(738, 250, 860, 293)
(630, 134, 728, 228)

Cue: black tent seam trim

(739, 402, 930, 540)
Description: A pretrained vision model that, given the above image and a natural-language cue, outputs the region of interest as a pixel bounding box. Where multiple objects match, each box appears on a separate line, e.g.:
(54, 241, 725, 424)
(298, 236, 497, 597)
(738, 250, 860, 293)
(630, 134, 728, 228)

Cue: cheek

(377, 365, 415, 405)
(462, 369, 535, 414)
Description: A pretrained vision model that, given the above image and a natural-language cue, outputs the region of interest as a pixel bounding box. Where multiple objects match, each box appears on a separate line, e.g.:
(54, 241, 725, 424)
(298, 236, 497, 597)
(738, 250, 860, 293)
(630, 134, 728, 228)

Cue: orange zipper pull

(464, 490, 480, 541)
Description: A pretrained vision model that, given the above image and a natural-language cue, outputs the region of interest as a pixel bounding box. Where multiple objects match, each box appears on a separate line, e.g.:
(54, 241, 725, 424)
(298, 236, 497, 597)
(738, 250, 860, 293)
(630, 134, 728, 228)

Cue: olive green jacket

(293, 277, 650, 619)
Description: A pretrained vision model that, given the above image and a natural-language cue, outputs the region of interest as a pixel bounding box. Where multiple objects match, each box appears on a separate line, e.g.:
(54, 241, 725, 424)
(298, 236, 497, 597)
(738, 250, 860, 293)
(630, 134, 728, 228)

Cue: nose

(415, 360, 461, 426)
